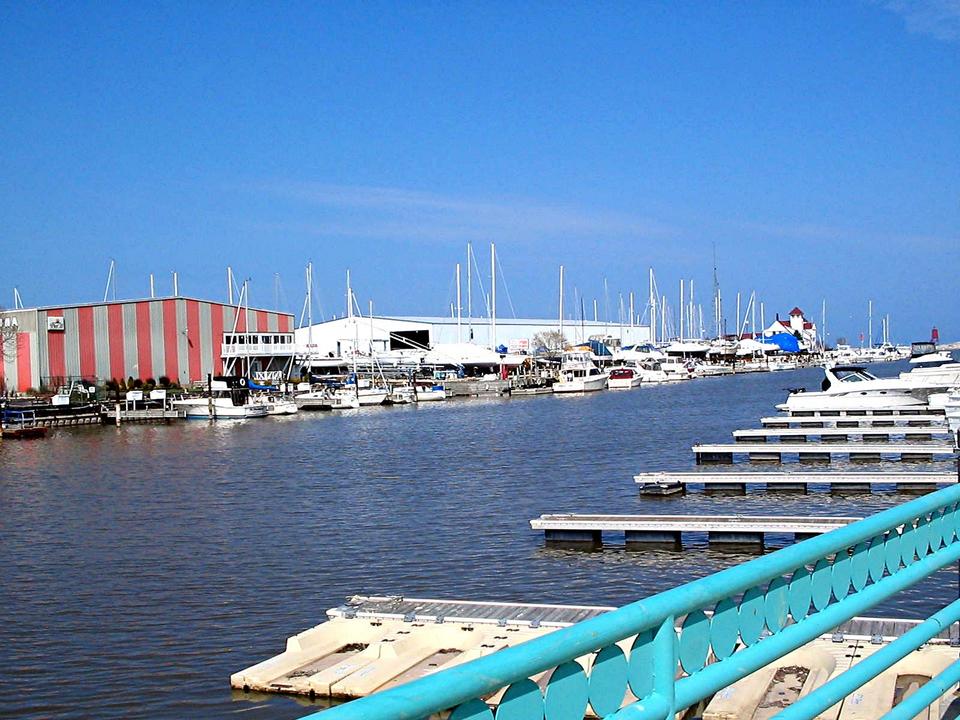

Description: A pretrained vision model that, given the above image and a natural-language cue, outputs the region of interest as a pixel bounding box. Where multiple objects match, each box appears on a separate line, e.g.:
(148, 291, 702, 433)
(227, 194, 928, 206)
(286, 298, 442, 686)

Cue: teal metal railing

(303, 483, 960, 720)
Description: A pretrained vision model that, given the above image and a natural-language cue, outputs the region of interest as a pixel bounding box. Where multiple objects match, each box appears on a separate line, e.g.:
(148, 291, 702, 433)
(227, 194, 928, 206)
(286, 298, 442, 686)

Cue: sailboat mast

(467, 242, 472, 339)
(868, 300, 873, 348)
(490, 243, 496, 349)
(679, 279, 684, 342)
(558, 265, 564, 340)
(648, 268, 657, 345)
(456, 263, 462, 343)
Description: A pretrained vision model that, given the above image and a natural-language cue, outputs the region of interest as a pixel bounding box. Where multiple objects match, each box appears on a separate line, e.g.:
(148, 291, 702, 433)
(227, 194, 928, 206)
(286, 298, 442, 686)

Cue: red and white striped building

(0, 296, 294, 393)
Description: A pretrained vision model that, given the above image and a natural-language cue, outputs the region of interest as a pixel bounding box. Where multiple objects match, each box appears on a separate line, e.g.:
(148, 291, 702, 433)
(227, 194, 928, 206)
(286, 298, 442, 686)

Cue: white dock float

(693, 441, 956, 464)
(530, 513, 859, 546)
(634, 471, 958, 494)
(732, 426, 950, 441)
(760, 414, 945, 428)
(232, 595, 960, 714)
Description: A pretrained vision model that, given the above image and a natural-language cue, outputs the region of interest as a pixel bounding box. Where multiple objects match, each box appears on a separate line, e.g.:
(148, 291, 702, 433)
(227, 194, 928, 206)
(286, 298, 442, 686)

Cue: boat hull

(553, 376, 608, 393)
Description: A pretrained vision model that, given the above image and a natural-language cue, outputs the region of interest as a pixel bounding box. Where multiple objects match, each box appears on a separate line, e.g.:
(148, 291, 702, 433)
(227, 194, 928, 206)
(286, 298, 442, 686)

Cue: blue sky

(1, 1, 958, 343)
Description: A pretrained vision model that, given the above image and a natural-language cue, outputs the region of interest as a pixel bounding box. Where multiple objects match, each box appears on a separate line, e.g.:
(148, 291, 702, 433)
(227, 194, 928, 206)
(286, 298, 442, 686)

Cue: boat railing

(304, 478, 960, 720)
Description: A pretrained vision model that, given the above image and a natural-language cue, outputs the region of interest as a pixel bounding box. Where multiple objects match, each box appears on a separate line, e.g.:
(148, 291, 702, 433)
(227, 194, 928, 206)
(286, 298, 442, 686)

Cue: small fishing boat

(608, 367, 642, 389)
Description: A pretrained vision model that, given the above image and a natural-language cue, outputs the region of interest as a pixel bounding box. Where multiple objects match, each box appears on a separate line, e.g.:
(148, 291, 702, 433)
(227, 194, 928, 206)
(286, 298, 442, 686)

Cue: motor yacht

(898, 350, 960, 388)
(553, 352, 608, 393)
(779, 366, 926, 412)
(174, 379, 269, 419)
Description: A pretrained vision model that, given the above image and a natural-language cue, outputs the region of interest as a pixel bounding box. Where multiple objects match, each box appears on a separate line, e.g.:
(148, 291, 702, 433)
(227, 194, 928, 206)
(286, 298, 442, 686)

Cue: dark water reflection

(1, 362, 956, 719)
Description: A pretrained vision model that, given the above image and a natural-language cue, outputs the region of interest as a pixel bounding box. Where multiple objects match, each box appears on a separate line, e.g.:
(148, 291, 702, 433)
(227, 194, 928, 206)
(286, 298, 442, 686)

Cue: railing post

(653, 615, 676, 719)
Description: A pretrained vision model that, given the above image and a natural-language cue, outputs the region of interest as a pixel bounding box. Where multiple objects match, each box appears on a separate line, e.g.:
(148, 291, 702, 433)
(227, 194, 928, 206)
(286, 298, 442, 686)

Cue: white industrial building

(296, 315, 652, 360)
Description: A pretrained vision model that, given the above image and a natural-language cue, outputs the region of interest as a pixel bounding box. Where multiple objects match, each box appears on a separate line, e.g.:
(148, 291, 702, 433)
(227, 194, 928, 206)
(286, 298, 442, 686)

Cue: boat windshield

(834, 368, 878, 382)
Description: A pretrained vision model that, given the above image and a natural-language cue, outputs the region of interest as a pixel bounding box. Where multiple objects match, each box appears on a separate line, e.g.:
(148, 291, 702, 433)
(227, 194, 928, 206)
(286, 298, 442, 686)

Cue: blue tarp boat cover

(246, 379, 278, 390)
(761, 332, 801, 353)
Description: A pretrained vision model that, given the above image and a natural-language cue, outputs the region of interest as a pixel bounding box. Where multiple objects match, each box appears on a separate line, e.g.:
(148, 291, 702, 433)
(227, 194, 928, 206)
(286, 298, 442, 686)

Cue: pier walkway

(530, 513, 859, 545)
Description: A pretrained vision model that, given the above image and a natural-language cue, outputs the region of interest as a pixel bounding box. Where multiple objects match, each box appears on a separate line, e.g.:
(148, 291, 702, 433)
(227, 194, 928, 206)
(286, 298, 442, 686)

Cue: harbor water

(2, 362, 956, 719)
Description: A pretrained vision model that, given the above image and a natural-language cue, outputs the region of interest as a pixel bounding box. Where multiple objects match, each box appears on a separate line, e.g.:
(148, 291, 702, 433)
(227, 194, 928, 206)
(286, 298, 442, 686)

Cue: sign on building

(47, 317, 65, 331)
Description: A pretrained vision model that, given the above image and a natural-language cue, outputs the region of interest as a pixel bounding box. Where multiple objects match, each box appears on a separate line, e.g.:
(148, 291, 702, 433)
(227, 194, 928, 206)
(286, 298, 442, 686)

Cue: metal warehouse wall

(1, 298, 293, 392)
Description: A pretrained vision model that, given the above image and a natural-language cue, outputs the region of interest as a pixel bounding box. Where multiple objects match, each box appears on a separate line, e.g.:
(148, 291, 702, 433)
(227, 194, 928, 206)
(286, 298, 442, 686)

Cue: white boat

(898, 351, 960, 388)
(779, 366, 927, 412)
(329, 388, 362, 410)
(945, 389, 960, 440)
(633, 361, 670, 384)
(388, 386, 417, 405)
(260, 395, 299, 415)
(659, 358, 695, 381)
(608, 366, 642, 389)
(174, 381, 269, 419)
(553, 352, 608, 393)
(415, 384, 447, 401)
(294, 388, 334, 410)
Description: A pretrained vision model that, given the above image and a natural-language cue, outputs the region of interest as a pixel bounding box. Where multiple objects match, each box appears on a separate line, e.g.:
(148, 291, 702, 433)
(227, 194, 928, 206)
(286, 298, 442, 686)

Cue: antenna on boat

(228, 266, 234, 304)
(149, 273, 155, 299)
(172, 270, 179, 297)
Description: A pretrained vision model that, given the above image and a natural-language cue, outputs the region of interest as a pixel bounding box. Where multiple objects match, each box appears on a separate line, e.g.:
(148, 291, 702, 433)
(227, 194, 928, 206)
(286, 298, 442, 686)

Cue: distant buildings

(761, 307, 819, 350)
(0, 297, 294, 393)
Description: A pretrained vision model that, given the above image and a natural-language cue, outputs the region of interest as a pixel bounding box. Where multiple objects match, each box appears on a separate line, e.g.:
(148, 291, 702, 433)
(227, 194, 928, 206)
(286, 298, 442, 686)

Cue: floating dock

(760, 414, 946, 428)
(732, 426, 950, 441)
(530, 513, 859, 546)
(232, 595, 960, 717)
(443, 378, 511, 397)
(781, 407, 943, 417)
(106, 406, 186, 424)
(634, 471, 958, 494)
(693, 442, 956, 464)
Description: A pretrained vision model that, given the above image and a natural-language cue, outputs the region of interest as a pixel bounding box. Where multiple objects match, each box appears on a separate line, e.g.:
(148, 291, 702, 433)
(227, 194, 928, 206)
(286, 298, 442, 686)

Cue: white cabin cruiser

(553, 352, 608, 393)
(174, 379, 269, 419)
(779, 366, 926, 412)
(608, 366, 642, 389)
